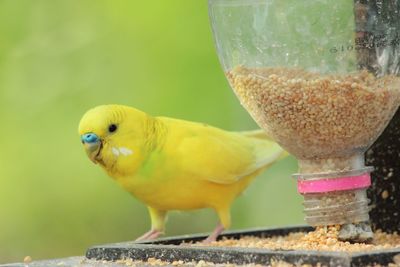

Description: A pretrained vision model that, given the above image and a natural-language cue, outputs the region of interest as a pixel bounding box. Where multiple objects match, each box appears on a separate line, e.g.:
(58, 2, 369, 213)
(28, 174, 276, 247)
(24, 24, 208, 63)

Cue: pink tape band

(297, 173, 371, 194)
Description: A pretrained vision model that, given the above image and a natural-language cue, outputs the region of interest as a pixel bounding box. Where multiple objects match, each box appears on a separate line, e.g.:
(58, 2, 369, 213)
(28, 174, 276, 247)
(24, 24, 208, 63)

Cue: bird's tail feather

(277, 150, 290, 161)
(239, 129, 290, 162)
(237, 129, 273, 141)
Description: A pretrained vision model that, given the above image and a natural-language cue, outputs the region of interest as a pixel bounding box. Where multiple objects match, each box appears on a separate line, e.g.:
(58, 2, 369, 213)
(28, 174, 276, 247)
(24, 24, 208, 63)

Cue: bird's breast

(116, 171, 252, 212)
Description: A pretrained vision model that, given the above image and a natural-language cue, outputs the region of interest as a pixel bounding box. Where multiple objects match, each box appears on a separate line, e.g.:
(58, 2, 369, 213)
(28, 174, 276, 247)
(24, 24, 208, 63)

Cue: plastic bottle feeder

(209, 0, 400, 241)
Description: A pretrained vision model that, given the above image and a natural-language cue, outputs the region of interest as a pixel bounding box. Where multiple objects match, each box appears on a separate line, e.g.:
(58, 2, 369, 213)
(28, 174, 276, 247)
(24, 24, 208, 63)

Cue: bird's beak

(81, 133, 102, 164)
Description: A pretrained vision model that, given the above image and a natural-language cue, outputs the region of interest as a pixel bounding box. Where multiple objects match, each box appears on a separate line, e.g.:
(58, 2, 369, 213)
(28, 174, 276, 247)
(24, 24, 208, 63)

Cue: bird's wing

(177, 132, 285, 185)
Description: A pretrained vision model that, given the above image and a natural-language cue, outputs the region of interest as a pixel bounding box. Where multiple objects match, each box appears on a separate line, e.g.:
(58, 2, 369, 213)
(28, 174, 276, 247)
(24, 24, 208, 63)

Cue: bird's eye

(108, 124, 118, 133)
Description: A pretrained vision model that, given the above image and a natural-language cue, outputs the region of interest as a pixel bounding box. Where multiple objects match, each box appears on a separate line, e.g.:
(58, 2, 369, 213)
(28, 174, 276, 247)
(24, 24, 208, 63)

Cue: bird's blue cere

(81, 133, 99, 144)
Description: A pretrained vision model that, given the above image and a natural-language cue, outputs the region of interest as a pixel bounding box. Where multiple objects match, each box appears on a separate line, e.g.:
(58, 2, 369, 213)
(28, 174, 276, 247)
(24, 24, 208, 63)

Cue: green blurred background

(0, 0, 302, 263)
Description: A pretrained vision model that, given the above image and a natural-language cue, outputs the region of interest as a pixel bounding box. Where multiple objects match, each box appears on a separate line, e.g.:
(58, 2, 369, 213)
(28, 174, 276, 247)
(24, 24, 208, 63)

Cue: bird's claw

(135, 229, 162, 242)
(202, 222, 225, 244)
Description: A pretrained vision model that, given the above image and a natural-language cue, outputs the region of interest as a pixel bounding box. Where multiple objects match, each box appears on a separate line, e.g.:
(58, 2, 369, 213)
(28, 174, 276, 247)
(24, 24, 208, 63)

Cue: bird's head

(79, 104, 151, 176)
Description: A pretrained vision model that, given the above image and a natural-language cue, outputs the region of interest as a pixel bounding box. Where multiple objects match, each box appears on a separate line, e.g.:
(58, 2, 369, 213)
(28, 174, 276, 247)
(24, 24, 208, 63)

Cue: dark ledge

(84, 226, 400, 267)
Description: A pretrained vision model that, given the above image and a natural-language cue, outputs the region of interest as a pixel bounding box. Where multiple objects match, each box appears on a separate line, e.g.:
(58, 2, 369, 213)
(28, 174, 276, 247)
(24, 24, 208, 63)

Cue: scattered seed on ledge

(192, 226, 400, 253)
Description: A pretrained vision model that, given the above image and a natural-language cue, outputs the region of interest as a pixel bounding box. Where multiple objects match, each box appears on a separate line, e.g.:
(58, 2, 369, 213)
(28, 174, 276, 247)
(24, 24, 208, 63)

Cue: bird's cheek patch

(119, 147, 133, 156)
(112, 147, 133, 157)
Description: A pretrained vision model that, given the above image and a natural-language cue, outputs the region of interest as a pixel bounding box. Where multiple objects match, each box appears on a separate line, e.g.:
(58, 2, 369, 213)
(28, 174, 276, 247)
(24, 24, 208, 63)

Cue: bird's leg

(203, 222, 225, 243)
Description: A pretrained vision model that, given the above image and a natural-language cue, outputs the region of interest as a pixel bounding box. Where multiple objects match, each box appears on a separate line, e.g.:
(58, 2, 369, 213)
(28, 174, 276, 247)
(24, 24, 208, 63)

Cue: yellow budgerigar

(79, 105, 287, 242)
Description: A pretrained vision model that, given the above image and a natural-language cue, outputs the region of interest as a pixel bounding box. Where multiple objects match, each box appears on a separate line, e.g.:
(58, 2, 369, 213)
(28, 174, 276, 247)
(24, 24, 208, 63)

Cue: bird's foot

(203, 223, 225, 244)
(135, 229, 162, 242)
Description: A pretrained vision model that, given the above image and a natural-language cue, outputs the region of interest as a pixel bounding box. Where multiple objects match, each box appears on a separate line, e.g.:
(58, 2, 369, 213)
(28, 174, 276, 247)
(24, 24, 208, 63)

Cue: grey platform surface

(2, 257, 91, 267)
(0, 257, 153, 267)
(0, 256, 220, 267)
